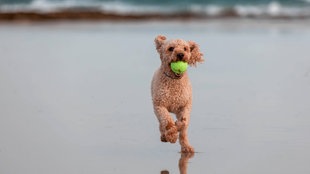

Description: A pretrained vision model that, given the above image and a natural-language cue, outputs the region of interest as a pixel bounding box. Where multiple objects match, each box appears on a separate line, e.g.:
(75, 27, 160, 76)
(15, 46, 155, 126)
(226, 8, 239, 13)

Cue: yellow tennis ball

(170, 61, 188, 74)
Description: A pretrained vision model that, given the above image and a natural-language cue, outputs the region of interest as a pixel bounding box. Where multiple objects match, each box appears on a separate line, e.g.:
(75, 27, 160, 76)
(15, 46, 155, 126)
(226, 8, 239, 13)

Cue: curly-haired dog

(151, 35, 204, 153)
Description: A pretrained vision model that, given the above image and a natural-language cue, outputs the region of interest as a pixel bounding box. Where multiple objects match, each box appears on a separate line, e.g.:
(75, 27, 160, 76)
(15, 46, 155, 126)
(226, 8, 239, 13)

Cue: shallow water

(0, 20, 310, 174)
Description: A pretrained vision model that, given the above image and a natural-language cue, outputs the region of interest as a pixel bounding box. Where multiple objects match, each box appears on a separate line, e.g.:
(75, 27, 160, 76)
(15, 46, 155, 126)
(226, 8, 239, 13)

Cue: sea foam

(0, 0, 310, 19)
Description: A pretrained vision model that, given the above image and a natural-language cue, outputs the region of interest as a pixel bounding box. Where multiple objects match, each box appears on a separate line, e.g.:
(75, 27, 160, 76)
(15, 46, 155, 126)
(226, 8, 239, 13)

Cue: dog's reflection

(161, 152, 194, 174)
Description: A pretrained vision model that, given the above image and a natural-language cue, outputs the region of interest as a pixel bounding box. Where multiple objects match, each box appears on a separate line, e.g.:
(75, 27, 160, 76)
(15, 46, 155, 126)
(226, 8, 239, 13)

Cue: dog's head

(155, 35, 204, 73)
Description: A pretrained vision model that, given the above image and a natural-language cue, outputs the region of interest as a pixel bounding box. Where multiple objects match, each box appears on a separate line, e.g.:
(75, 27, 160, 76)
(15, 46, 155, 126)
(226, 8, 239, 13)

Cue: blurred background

(1, 1, 310, 174)
(1, 0, 310, 20)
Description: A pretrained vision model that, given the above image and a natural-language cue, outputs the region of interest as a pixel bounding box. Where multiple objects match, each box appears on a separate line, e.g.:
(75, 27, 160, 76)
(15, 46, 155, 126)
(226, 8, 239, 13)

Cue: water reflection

(161, 153, 194, 174)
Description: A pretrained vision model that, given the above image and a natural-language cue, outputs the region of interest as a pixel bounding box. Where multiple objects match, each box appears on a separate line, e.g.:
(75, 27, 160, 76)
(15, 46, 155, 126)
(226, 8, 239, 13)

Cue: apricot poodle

(151, 35, 204, 153)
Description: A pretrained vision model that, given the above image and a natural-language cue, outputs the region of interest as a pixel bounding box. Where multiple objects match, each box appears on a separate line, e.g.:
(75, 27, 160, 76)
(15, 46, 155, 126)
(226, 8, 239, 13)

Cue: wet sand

(0, 20, 310, 174)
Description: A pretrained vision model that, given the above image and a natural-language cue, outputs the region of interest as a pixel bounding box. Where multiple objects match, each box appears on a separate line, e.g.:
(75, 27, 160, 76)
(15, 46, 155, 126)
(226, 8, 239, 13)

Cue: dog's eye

(168, 47, 174, 52)
(184, 47, 187, 51)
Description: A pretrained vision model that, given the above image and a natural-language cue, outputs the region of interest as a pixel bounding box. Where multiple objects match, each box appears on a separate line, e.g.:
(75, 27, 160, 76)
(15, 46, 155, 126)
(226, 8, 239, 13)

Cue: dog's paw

(160, 135, 168, 142)
(180, 151, 195, 159)
(181, 145, 195, 153)
(165, 125, 178, 143)
(165, 127, 178, 143)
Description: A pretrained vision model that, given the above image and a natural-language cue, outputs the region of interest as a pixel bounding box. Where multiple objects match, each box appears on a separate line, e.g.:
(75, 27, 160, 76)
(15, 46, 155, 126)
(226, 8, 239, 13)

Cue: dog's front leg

(154, 106, 178, 143)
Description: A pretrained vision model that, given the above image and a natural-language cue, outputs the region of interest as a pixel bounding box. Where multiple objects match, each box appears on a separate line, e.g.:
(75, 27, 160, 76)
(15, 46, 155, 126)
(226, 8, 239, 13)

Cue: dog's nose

(177, 53, 184, 60)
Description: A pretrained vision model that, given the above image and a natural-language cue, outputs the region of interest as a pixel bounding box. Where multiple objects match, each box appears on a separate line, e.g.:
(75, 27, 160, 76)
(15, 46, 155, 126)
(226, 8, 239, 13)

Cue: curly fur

(151, 35, 204, 153)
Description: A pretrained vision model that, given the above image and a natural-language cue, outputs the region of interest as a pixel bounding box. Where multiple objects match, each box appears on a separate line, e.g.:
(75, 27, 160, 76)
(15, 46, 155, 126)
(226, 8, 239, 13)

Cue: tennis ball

(170, 61, 188, 74)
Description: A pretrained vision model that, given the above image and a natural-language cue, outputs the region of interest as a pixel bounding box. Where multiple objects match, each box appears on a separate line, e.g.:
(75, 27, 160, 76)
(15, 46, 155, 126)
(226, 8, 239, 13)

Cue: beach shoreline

(1, 18, 310, 174)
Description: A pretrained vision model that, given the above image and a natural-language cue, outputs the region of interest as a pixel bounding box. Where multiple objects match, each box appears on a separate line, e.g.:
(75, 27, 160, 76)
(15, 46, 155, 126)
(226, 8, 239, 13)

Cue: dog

(151, 35, 204, 153)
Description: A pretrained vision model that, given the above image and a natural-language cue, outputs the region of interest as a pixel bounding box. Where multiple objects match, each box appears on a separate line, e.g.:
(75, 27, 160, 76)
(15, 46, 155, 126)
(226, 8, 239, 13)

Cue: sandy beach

(0, 19, 310, 174)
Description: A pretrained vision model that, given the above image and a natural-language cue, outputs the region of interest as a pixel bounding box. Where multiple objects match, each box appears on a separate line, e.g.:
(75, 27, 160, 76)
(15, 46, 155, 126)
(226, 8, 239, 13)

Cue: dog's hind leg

(176, 107, 195, 153)
(154, 106, 178, 143)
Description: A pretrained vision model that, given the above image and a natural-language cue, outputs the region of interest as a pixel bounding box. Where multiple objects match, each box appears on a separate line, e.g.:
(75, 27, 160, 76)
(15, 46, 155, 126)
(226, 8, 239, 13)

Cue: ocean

(1, 0, 310, 19)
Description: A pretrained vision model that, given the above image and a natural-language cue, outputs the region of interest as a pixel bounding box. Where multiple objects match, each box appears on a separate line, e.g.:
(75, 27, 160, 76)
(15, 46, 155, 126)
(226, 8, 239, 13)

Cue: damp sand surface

(0, 20, 310, 174)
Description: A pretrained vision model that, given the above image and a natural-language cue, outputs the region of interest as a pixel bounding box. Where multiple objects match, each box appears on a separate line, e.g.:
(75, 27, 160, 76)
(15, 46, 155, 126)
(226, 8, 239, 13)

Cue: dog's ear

(188, 41, 204, 66)
(155, 35, 166, 53)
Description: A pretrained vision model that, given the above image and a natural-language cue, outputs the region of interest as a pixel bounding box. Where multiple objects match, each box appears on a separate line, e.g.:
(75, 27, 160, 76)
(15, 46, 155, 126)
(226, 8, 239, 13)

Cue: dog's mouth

(165, 62, 183, 79)
(169, 61, 187, 74)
